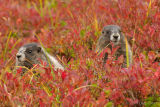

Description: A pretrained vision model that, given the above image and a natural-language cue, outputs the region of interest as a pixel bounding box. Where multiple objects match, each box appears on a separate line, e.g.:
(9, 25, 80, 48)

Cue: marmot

(16, 43, 64, 74)
(96, 25, 132, 67)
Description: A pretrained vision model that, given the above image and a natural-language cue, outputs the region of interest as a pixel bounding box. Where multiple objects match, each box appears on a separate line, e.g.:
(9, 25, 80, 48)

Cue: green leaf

(94, 31, 101, 36)
(10, 32, 18, 38)
(104, 90, 110, 96)
(105, 102, 113, 107)
(145, 102, 160, 107)
(80, 29, 86, 38)
(60, 20, 67, 27)
(91, 84, 98, 87)
(46, 48, 51, 53)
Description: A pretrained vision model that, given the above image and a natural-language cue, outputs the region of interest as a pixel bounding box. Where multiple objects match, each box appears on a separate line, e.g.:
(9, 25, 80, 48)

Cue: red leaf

(39, 99, 45, 107)
(126, 98, 138, 106)
(17, 68, 22, 74)
(154, 71, 160, 78)
(6, 72, 13, 80)
(61, 71, 67, 81)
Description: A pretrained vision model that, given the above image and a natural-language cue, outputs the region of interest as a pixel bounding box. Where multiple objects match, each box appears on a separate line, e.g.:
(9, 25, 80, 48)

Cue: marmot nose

(17, 55, 21, 58)
(113, 35, 118, 39)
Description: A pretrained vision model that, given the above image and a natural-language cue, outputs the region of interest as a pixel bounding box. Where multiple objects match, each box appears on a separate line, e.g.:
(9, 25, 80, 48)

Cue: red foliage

(0, 0, 160, 106)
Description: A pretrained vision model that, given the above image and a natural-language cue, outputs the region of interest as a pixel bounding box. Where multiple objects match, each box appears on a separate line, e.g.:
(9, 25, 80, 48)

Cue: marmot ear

(37, 47, 41, 53)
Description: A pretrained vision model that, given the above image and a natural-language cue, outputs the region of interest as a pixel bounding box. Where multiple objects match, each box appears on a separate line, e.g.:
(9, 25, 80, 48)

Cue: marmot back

(16, 43, 64, 73)
(96, 25, 132, 67)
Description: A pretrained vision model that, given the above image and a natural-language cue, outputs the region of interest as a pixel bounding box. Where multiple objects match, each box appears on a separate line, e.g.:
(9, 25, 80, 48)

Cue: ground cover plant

(0, 0, 160, 106)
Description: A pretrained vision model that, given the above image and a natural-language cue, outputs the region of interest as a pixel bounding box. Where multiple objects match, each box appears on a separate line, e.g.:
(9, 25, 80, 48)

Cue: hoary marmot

(16, 43, 64, 74)
(96, 25, 132, 67)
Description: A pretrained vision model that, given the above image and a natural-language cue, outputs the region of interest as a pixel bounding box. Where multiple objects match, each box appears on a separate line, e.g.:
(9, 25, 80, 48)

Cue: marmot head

(96, 25, 125, 53)
(16, 43, 44, 68)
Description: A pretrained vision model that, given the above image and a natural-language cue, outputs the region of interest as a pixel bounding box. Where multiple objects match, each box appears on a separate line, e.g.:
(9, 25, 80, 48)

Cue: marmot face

(96, 25, 125, 53)
(16, 43, 43, 69)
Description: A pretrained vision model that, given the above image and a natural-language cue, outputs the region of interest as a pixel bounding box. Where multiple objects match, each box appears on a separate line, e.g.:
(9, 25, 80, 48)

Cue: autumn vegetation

(0, 0, 160, 106)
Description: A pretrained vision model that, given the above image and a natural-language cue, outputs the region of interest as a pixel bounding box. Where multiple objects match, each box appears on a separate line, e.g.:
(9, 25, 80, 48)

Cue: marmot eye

(102, 31, 105, 34)
(106, 31, 110, 35)
(27, 50, 32, 53)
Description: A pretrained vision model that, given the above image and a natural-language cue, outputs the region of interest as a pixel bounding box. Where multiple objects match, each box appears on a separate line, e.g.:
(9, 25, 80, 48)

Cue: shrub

(0, 0, 160, 106)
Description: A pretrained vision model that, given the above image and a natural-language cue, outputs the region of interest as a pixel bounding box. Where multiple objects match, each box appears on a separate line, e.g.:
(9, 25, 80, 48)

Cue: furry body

(96, 25, 132, 67)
